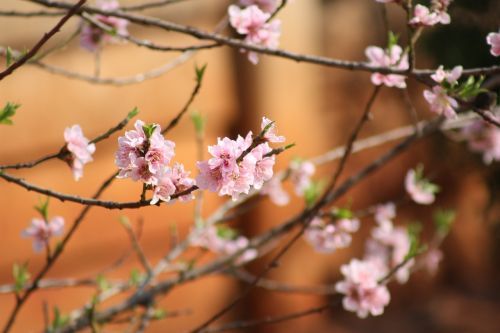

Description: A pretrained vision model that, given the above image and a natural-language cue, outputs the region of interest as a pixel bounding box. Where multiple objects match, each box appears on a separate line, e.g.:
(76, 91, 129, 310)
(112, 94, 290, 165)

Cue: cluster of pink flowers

(409, 1, 451, 27)
(228, 4, 281, 64)
(115, 120, 194, 204)
(192, 225, 257, 265)
(22, 216, 65, 252)
(80, 0, 129, 52)
(289, 160, 315, 195)
(460, 115, 500, 164)
(196, 117, 283, 200)
(365, 44, 409, 88)
(305, 215, 360, 253)
(64, 125, 96, 181)
(423, 65, 461, 119)
(239, 0, 279, 13)
(487, 30, 500, 57)
(405, 167, 439, 205)
(335, 259, 391, 318)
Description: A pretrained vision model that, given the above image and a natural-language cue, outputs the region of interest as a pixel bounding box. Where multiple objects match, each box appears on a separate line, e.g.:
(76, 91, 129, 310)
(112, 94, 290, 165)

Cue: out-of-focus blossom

(261, 176, 290, 206)
(405, 168, 439, 205)
(305, 216, 360, 253)
(261, 116, 285, 143)
(374, 202, 396, 229)
(289, 160, 315, 196)
(430, 0, 452, 24)
(423, 86, 458, 119)
(365, 44, 409, 88)
(409, 5, 439, 27)
(366, 220, 415, 283)
(240, 0, 279, 13)
(228, 5, 281, 64)
(22, 216, 64, 252)
(486, 30, 500, 57)
(64, 125, 96, 181)
(461, 117, 500, 164)
(335, 259, 391, 318)
(193, 225, 257, 265)
(423, 248, 443, 275)
(430, 65, 462, 84)
(80, 0, 129, 52)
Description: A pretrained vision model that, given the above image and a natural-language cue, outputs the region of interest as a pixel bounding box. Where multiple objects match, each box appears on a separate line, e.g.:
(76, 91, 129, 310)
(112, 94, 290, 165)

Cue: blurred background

(0, 0, 499, 332)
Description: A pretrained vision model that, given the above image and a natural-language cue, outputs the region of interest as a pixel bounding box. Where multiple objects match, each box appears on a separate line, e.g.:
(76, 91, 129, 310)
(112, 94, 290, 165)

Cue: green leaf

(129, 268, 145, 287)
(6, 47, 13, 67)
(304, 181, 324, 207)
(12, 262, 30, 295)
(195, 63, 207, 84)
(96, 274, 111, 292)
(190, 111, 206, 136)
(433, 209, 455, 237)
(34, 196, 50, 221)
(0, 102, 20, 125)
(49, 306, 70, 332)
(142, 124, 157, 139)
(387, 31, 399, 49)
(333, 207, 353, 219)
(118, 215, 130, 228)
(216, 226, 237, 240)
(152, 308, 167, 320)
(127, 107, 139, 120)
(405, 222, 426, 260)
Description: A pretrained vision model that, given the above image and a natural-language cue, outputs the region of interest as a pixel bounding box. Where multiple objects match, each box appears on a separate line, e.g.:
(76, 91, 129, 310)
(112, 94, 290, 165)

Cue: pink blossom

(366, 222, 415, 283)
(374, 202, 396, 227)
(423, 85, 458, 119)
(228, 5, 281, 64)
(261, 177, 290, 206)
(239, 0, 279, 13)
(365, 45, 409, 88)
(289, 160, 315, 195)
(335, 259, 391, 318)
(430, 65, 462, 84)
(150, 172, 176, 205)
(64, 125, 96, 181)
(116, 120, 175, 184)
(409, 5, 439, 27)
(404, 168, 438, 205)
(305, 216, 360, 253)
(261, 116, 285, 143)
(22, 216, 64, 252)
(193, 225, 257, 264)
(80, 0, 129, 52)
(251, 143, 275, 189)
(461, 118, 500, 164)
(423, 248, 443, 275)
(218, 154, 257, 200)
(486, 30, 500, 57)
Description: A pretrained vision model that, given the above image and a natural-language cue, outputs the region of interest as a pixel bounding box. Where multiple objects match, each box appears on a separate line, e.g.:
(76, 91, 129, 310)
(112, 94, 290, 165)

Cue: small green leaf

(0, 102, 20, 125)
(216, 225, 237, 240)
(142, 124, 157, 139)
(190, 111, 206, 136)
(12, 263, 30, 295)
(6, 47, 13, 67)
(304, 181, 324, 207)
(118, 215, 130, 228)
(333, 207, 353, 219)
(96, 274, 111, 292)
(195, 63, 207, 84)
(152, 308, 167, 320)
(433, 209, 455, 237)
(129, 268, 145, 287)
(127, 107, 139, 120)
(387, 31, 399, 49)
(34, 196, 50, 221)
(49, 306, 70, 332)
(405, 222, 426, 260)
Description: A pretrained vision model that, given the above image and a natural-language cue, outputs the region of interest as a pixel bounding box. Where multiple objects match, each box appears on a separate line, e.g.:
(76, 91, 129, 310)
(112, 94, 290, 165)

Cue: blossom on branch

(486, 30, 500, 57)
(240, 0, 279, 13)
(404, 167, 439, 205)
(365, 44, 409, 88)
(261, 176, 290, 206)
(461, 117, 500, 164)
(430, 65, 462, 84)
(22, 216, 64, 252)
(80, 0, 129, 52)
(64, 125, 96, 181)
(305, 215, 360, 253)
(409, 5, 439, 27)
(423, 86, 458, 119)
(228, 5, 281, 64)
(289, 160, 315, 196)
(335, 259, 391, 318)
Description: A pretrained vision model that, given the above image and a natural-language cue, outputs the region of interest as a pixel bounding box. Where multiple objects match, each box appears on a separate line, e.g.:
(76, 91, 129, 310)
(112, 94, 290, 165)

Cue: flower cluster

(196, 117, 283, 200)
(409, 1, 451, 27)
(193, 225, 257, 265)
(365, 44, 409, 88)
(115, 120, 194, 204)
(228, 4, 281, 64)
(80, 0, 129, 52)
(423, 65, 462, 119)
(335, 259, 391, 318)
(22, 216, 65, 252)
(63, 125, 96, 181)
(305, 214, 360, 253)
(487, 30, 500, 57)
(460, 114, 500, 164)
(405, 167, 439, 205)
